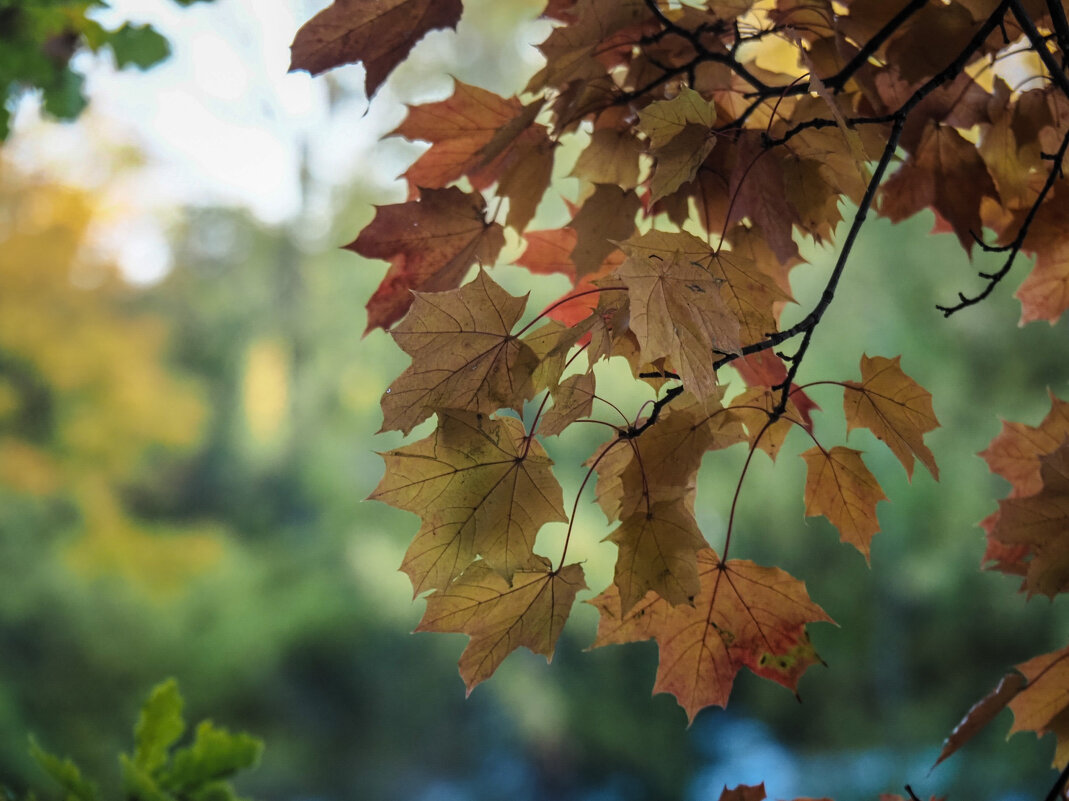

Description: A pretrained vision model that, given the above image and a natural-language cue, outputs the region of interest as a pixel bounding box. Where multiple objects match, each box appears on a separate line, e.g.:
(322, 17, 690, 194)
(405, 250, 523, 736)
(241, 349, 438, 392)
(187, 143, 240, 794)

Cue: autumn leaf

(616, 241, 740, 400)
(1009, 644, 1069, 767)
(568, 185, 640, 278)
(590, 549, 833, 720)
(391, 80, 535, 191)
(801, 446, 887, 560)
(351, 187, 505, 333)
(732, 351, 819, 430)
(539, 372, 596, 436)
(981, 391, 1069, 498)
(607, 499, 707, 613)
(370, 409, 567, 592)
(380, 270, 538, 435)
(1015, 192, 1069, 325)
(289, 0, 462, 97)
(989, 441, 1069, 597)
(729, 387, 801, 461)
(879, 120, 999, 253)
(843, 355, 940, 480)
(934, 672, 1025, 768)
(592, 390, 745, 523)
(416, 561, 587, 692)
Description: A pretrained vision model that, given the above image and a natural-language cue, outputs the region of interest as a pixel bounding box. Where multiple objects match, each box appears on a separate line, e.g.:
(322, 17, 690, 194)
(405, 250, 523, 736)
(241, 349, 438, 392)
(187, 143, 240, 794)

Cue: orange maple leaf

(801, 446, 887, 560)
(590, 549, 833, 721)
(843, 355, 940, 480)
(416, 561, 587, 692)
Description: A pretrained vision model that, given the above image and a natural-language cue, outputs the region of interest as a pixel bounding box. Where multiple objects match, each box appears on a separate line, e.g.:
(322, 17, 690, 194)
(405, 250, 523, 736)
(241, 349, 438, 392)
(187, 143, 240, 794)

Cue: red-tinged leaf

(801, 446, 887, 561)
(607, 499, 707, 612)
(539, 372, 596, 436)
(981, 391, 1069, 498)
(843, 355, 940, 481)
(590, 549, 833, 721)
(934, 673, 1025, 768)
(879, 120, 999, 253)
(351, 187, 505, 333)
(732, 351, 820, 430)
(515, 228, 577, 280)
(289, 0, 462, 97)
(391, 80, 527, 191)
(990, 441, 1069, 598)
(370, 409, 567, 592)
(496, 135, 556, 233)
(417, 562, 586, 693)
(729, 132, 801, 264)
(718, 785, 765, 801)
(380, 270, 538, 434)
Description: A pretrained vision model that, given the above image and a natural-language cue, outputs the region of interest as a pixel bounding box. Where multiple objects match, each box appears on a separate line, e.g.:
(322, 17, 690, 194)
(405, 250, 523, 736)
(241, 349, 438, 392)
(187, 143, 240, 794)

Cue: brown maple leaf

(351, 186, 505, 333)
(370, 410, 567, 592)
(1009, 644, 1069, 768)
(590, 549, 833, 721)
(843, 355, 940, 481)
(801, 446, 887, 561)
(934, 672, 1025, 768)
(380, 270, 538, 434)
(616, 240, 741, 401)
(416, 561, 587, 692)
(981, 391, 1069, 498)
(990, 441, 1069, 597)
(289, 0, 462, 97)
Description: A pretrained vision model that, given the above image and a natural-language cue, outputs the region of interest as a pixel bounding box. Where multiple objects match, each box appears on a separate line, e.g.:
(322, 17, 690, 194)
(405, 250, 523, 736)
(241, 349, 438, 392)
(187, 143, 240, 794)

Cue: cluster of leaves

(290, 0, 1069, 792)
(0, 0, 212, 139)
(10, 679, 261, 801)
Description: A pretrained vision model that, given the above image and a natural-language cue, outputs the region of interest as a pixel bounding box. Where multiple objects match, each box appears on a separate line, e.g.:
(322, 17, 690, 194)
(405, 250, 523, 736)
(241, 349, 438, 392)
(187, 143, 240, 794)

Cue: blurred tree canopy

(0, 0, 213, 138)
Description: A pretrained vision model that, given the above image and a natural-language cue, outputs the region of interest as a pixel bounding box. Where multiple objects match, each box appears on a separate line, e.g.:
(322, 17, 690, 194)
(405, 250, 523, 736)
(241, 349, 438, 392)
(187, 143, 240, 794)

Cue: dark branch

(1011, 0, 1069, 97)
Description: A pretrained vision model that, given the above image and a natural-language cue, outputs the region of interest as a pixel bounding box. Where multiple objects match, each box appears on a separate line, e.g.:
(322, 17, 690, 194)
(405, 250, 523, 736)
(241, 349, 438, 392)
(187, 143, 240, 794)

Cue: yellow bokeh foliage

(0, 159, 221, 595)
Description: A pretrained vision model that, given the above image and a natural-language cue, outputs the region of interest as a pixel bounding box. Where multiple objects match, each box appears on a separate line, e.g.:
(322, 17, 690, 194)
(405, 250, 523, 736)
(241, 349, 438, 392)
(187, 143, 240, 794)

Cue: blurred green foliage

(13, 679, 261, 801)
(0, 0, 213, 139)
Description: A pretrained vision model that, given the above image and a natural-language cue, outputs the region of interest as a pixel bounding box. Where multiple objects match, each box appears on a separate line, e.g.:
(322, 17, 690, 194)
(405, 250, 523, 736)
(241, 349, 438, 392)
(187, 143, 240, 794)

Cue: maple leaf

(879, 120, 999, 253)
(380, 270, 538, 435)
(1009, 644, 1069, 767)
(571, 128, 644, 190)
(289, 0, 462, 97)
(801, 446, 887, 560)
(616, 229, 787, 354)
(538, 372, 596, 436)
(607, 499, 707, 613)
(981, 391, 1069, 498)
(616, 241, 740, 401)
(370, 409, 567, 592)
(990, 441, 1069, 597)
(592, 390, 745, 523)
(1015, 192, 1069, 324)
(729, 387, 802, 461)
(391, 81, 540, 192)
(351, 187, 505, 333)
(843, 355, 940, 481)
(732, 351, 819, 430)
(416, 561, 587, 692)
(590, 549, 833, 721)
(568, 185, 640, 278)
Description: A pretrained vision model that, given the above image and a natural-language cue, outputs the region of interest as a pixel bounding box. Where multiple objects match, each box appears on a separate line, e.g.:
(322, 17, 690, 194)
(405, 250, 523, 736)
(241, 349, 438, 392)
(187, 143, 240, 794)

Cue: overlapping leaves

(296, 0, 1069, 778)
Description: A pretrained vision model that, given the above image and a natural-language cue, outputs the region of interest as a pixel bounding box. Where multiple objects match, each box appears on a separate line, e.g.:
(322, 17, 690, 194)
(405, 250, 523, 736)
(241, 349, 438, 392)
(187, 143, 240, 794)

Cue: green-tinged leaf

(106, 23, 171, 70)
(133, 679, 185, 774)
(28, 739, 99, 801)
(161, 722, 262, 794)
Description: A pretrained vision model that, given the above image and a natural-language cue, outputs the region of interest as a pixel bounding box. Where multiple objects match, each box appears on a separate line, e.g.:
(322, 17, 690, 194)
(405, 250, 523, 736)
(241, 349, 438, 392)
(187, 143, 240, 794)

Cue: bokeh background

(2, 1, 1069, 800)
